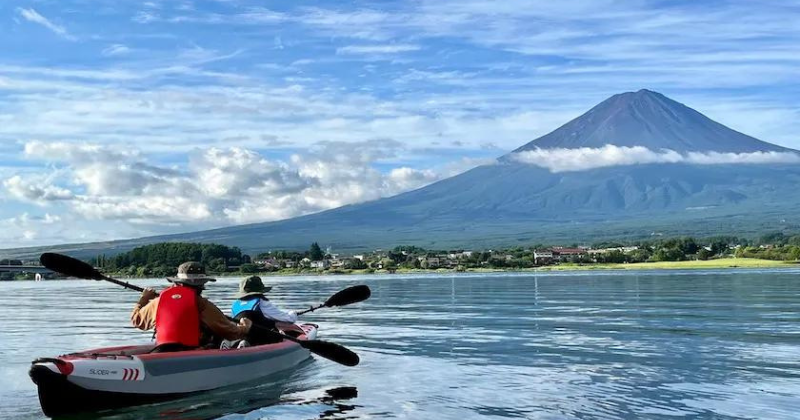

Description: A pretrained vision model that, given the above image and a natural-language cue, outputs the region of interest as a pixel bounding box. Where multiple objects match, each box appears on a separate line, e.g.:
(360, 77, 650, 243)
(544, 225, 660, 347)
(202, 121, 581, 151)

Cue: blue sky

(2, 0, 800, 248)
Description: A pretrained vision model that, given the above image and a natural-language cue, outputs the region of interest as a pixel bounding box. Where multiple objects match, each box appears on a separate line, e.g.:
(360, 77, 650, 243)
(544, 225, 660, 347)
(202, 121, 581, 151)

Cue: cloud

(102, 44, 132, 56)
(511, 145, 800, 172)
(337, 44, 421, 55)
(191, 147, 309, 198)
(3, 175, 74, 203)
(24, 140, 138, 163)
(16, 8, 75, 41)
(388, 167, 440, 191)
(4, 141, 455, 228)
(133, 11, 158, 23)
(73, 196, 213, 223)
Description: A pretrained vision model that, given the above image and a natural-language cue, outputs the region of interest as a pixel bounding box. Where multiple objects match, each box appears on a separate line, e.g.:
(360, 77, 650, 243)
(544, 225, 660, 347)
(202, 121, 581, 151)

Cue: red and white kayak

(29, 324, 318, 417)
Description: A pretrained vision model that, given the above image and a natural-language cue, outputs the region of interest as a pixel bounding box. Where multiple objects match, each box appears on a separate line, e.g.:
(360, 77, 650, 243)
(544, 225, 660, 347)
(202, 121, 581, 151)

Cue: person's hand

(239, 318, 253, 332)
(139, 288, 157, 304)
(288, 310, 298, 323)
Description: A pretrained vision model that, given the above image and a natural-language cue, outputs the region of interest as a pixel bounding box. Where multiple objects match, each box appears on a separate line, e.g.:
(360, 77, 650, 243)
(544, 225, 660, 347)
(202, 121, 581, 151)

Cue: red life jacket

(155, 285, 201, 347)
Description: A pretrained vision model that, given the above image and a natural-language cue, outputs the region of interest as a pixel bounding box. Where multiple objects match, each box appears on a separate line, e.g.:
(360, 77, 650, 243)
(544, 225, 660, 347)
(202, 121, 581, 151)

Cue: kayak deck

(30, 323, 318, 417)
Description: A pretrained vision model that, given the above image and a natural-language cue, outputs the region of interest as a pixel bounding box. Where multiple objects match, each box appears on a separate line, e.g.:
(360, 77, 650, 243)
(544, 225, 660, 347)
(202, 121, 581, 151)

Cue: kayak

(29, 323, 318, 417)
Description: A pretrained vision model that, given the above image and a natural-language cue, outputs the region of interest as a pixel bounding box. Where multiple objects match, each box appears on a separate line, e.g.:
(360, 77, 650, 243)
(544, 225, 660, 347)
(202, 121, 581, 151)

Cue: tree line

(87, 231, 800, 277)
(93, 242, 249, 277)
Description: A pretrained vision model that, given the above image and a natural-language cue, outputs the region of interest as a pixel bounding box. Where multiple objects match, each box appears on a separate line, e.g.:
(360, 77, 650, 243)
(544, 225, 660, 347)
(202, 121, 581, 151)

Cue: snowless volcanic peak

(511, 89, 792, 154)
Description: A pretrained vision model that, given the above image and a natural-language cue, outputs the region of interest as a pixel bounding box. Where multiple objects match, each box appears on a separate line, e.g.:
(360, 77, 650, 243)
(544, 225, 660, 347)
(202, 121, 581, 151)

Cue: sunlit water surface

(2, 270, 800, 419)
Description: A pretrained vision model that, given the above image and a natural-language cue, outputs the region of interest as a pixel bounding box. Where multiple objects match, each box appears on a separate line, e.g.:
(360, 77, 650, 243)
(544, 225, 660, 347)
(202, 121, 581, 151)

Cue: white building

(533, 250, 554, 264)
(310, 260, 330, 269)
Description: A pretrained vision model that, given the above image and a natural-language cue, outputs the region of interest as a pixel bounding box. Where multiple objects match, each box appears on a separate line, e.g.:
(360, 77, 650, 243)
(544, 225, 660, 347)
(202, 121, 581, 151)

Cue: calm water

(2, 270, 800, 419)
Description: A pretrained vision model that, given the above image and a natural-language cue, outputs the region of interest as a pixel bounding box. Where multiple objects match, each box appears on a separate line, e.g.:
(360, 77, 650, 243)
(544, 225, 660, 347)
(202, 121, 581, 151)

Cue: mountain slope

(4, 90, 800, 258)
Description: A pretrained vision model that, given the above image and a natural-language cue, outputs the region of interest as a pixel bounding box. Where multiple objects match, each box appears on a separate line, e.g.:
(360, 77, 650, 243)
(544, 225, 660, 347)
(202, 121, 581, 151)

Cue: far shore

(8, 258, 796, 281)
(250, 258, 797, 276)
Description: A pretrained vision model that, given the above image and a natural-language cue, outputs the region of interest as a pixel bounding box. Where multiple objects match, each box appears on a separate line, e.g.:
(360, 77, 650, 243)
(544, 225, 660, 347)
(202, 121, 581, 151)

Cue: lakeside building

(533, 250, 554, 265)
(551, 247, 588, 261)
(310, 260, 330, 269)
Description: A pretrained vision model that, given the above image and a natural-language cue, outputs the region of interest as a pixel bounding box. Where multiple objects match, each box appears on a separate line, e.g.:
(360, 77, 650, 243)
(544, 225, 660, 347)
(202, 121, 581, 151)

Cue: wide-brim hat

(235, 275, 272, 299)
(167, 261, 216, 287)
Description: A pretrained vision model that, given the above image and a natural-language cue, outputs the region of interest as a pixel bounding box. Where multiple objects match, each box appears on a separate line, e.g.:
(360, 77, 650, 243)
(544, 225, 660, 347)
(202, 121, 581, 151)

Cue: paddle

(255, 326, 360, 366)
(40, 252, 148, 293)
(39, 252, 360, 367)
(298, 285, 371, 315)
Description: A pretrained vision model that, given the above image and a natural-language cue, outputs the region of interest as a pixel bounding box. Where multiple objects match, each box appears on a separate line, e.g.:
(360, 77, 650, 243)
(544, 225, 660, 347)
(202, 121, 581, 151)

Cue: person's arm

(198, 297, 252, 340)
(130, 289, 158, 331)
(259, 300, 298, 323)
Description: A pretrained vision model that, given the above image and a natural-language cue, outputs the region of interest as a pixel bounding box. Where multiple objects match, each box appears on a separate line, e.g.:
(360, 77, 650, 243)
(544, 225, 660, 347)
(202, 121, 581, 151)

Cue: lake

(2, 269, 800, 419)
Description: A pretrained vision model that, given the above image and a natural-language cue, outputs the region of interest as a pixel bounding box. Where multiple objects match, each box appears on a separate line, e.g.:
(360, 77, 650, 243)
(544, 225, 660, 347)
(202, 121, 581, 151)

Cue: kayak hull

(30, 324, 318, 417)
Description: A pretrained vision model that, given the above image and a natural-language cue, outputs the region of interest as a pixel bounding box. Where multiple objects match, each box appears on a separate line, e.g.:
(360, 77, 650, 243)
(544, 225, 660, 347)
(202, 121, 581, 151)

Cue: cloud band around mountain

(511, 145, 800, 172)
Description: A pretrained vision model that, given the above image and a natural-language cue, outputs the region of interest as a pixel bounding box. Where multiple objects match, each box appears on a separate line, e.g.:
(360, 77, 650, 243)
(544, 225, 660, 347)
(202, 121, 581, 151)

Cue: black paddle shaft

(40, 252, 151, 294)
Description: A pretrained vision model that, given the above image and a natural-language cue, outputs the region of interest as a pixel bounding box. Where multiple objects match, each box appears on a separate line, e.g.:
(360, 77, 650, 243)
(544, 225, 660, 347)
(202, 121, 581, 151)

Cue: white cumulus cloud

(3, 140, 469, 230)
(3, 175, 74, 203)
(512, 145, 800, 172)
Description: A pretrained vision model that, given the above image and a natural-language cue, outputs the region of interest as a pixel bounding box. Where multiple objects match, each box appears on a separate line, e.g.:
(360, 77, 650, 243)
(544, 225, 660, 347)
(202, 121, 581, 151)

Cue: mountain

(512, 89, 790, 153)
(4, 90, 800, 258)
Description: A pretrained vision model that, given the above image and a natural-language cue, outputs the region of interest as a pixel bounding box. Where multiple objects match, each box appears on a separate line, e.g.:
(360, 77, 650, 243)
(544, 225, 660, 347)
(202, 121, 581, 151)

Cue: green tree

(600, 250, 626, 264)
(309, 242, 324, 261)
(347, 258, 367, 269)
(627, 248, 651, 263)
(759, 232, 787, 245)
(239, 263, 259, 274)
(697, 248, 713, 260)
(380, 258, 397, 269)
(207, 258, 227, 272)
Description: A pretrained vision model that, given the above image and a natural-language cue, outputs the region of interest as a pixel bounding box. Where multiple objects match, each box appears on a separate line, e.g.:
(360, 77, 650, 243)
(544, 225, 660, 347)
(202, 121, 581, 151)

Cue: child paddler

(227, 275, 298, 347)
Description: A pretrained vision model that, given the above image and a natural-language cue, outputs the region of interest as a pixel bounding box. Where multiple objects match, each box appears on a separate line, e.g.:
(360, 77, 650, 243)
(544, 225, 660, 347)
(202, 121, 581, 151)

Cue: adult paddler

(131, 261, 252, 352)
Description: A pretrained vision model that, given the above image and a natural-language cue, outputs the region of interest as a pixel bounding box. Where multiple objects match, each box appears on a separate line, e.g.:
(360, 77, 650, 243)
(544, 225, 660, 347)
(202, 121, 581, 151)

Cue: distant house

(423, 257, 440, 268)
(551, 247, 587, 261)
(448, 251, 473, 259)
(587, 246, 639, 255)
(253, 258, 278, 268)
(443, 258, 459, 269)
(353, 255, 366, 261)
(310, 260, 330, 269)
(283, 260, 297, 268)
